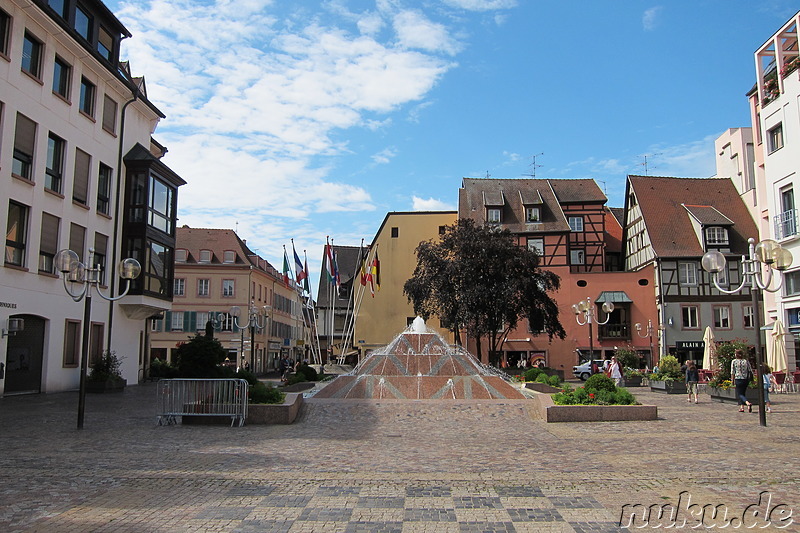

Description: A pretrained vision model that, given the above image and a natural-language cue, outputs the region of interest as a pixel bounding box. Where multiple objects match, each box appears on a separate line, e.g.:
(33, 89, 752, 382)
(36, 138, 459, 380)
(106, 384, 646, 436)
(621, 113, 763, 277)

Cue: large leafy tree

(404, 219, 565, 363)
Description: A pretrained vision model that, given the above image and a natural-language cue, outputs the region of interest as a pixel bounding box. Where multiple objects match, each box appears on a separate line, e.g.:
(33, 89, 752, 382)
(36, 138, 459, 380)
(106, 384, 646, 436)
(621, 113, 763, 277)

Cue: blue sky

(107, 0, 797, 284)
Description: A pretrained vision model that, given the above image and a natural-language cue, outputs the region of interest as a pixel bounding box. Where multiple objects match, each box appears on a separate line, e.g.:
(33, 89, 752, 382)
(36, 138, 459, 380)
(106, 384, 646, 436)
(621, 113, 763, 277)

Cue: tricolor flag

(293, 243, 306, 284)
(367, 250, 380, 297)
(358, 244, 367, 286)
(303, 256, 310, 294)
(324, 242, 336, 285)
(282, 248, 291, 286)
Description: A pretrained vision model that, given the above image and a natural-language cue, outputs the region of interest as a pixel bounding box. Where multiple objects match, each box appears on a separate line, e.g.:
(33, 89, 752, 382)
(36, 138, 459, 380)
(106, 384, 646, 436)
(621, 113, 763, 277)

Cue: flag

(358, 245, 367, 286)
(282, 248, 290, 285)
(333, 249, 341, 287)
(303, 256, 310, 294)
(367, 251, 380, 297)
(293, 244, 306, 284)
(324, 243, 336, 285)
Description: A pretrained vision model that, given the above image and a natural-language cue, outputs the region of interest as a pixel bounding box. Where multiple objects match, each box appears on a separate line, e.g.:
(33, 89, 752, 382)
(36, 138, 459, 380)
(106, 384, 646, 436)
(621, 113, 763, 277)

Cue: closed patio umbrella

(767, 319, 789, 374)
(702, 326, 716, 371)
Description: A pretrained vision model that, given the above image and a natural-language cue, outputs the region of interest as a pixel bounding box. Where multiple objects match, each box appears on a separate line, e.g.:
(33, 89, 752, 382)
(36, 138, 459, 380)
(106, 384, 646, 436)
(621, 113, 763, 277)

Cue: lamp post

(634, 319, 656, 369)
(55, 247, 141, 430)
(222, 303, 269, 372)
(701, 238, 792, 427)
(572, 297, 614, 363)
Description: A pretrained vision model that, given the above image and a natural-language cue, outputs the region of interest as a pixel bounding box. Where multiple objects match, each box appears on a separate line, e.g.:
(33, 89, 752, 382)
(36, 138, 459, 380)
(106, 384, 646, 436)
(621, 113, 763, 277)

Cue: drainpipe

(106, 90, 139, 349)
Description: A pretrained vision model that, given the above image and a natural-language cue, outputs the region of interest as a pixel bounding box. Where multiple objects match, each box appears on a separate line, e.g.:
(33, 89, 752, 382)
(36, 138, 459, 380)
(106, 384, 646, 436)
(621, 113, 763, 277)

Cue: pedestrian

(608, 356, 624, 387)
(591, 361, 600, 375)
(731, 349, 754, 412)
(685, 360, 700, 404)
(761, 364, 777, 413)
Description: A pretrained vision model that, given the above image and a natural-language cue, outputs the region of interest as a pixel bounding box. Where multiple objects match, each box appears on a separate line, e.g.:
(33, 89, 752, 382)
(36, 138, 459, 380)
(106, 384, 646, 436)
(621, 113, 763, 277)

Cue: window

(681, 306, 699, 329)
(45, 133, 65, 193)
(570, 249, 584, 265)
(93, 233, 107, 284)
(439, 226, 446, 235)
(527, 238, 544, 256)
(171, 312, 184, 331)
(222, 279, 234, 297)
(175, 249, 187, 262)
(21, 32, 42, 78)
(173, 278, 185, 296)
(391, 227, 399, 238)
(97, 26, 113, 60)
(0, 9, 10, 57)
(785, 271, 800, 296)
(151, 317, 162, 332)
(219, 312, 234, 332)
(72, 149, 90, 205)
(13, 113, 36, 180)
(48, 0, 67, 18)
(79, 77, 95, 116)
(713, 306, 731, 329)
(97, 164, 111, 215)
(197, 278, 209, 296)
(68, 223, 85, 263)
(487, 208, 501, 223)
(768, 123, 784, 153)
(6, 201, 29, 267)
(704, 227, 728, 246)
(196, 312, 209, 331)
(148, 175, 174, 233)
(52, 56, 71, 99)
(89, 323, 104, 366)
(63, 320, 81, 367)
(743, 305, 754, 329)
(199, 250, 211, 263)
(678, 262, 698, 286)
(39, 213, 59, 274)
(525, 207, 541, 223)
(74, 5, 92, 41)
(102, 95, 117, 133)
(223, 250, 235, 263)
(568, 216, 583, 232)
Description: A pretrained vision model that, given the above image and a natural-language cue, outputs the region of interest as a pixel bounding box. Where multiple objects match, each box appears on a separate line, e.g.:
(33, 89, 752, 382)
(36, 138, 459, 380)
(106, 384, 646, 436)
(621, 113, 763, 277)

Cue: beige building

(355, 211, 457, 355)
(149, 227, 309, 374)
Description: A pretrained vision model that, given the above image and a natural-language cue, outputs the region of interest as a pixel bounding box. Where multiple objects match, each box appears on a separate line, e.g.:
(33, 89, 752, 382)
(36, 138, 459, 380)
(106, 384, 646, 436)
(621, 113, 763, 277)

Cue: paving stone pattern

(0, 384, 799, 532)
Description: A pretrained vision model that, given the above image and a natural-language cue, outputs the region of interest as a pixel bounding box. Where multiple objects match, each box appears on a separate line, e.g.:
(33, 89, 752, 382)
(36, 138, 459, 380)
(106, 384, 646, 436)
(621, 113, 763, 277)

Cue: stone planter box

(86, 378, 126, 393)
(623, 376, 643, 387)
(709, 387, 760, 404)
(530, 392, 657, 423)
(524, 382, 562, 394)
(246, 393, 304, 424)
(649, 380, 687, 394)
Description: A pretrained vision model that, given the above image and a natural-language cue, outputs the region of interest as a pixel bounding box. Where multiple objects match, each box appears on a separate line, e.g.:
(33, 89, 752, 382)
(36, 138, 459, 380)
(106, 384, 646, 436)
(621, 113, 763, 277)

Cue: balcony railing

(598, 323, 630, 340)
(774, 209, 798, 240)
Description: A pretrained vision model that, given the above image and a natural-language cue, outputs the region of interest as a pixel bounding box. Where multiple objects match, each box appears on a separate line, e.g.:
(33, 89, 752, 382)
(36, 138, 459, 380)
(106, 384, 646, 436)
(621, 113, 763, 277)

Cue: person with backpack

(685, 360, 700, 404)
(731, 349, 754, 412)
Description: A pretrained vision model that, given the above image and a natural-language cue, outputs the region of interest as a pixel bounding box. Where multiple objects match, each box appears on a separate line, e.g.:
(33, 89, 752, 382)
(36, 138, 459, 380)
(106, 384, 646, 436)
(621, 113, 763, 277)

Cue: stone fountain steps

(313, 375, 524, 400)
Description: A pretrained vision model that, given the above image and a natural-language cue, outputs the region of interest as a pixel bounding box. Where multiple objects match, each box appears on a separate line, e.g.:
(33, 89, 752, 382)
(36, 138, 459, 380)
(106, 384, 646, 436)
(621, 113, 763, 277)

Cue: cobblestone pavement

(1, 383, 799, 532)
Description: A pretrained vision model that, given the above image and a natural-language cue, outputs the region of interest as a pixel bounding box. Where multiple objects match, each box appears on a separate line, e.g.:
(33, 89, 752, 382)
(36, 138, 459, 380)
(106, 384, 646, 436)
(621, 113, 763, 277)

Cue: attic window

(705, 227, 729, 246)
(223, 250, 235, 263)
(487, 208, 501, 224)
(175, 249, 187, 262)
(199, 249, 212, 263)
(525, 207, 541, 223)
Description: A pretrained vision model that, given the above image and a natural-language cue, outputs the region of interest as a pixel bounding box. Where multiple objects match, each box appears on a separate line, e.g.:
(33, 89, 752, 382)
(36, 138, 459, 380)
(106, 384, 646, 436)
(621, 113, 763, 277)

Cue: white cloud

(642, 6, 663, 31)
(441, 0, 517, 11)
(371, 147, 398, 165)
(412, 196, 456, 211)
(393, 10, 461, 56)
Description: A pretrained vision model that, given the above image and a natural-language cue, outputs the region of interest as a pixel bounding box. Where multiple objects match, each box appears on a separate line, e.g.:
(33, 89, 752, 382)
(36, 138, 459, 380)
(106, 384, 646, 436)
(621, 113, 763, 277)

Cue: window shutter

(183, 311, 191, 332)
(73, 149, 91, 205)
(164, 311, 172, 331)
(69, 223, 86, 262)
(153, 318, 162, 332)
(94, 233, 108, 258)
(102, 95, 117, 133)
(40, 213, 60, 256)
(14, 113, 36, 153)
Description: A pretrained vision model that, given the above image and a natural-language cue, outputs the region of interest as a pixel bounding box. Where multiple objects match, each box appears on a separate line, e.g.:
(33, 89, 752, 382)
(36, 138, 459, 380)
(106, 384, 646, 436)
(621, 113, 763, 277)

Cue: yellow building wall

(355, 212, 457, 354)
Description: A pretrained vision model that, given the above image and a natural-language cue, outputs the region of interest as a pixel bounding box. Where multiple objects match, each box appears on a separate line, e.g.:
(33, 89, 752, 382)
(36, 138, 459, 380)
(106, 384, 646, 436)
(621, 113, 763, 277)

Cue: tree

(175, 333, 227, 378)
(403, 218, 565, 363)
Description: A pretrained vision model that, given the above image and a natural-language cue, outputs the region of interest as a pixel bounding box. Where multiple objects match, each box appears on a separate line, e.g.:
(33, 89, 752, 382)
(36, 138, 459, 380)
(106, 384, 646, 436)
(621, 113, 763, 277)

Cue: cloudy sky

(107, 0, 797, 284)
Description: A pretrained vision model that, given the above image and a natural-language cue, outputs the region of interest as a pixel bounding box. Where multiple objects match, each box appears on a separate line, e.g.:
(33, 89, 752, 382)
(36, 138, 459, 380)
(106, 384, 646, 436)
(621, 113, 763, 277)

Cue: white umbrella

(702, 326, 716, 371)
(767, 319, 789, 374)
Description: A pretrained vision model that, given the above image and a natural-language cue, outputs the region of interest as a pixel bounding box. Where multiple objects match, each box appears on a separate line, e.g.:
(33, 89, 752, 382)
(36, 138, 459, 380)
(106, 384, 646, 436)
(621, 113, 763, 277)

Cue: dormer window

(199, 249, 211, 263)
(487, 208, 501, 224)
(223, 250, 235, 263)
(175, 249, 187, 262)
(705, 226, 729, 246)
(525, 207, 541, 223)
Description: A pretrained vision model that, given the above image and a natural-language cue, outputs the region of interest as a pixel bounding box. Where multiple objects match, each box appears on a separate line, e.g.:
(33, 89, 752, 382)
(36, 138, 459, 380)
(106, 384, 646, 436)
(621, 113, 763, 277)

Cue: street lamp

(55, 247, 141, 430)
(634, 319, 656, 369)
(701, 237, 792, 427)
(572, 297, 614, 363)
(221, 303, 269, 372)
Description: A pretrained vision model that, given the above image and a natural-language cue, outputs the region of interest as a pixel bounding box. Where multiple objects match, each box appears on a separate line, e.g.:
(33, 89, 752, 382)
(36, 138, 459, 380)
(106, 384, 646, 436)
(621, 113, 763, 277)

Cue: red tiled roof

(629, 176, 758, 257)
(175, 226, 278, 277)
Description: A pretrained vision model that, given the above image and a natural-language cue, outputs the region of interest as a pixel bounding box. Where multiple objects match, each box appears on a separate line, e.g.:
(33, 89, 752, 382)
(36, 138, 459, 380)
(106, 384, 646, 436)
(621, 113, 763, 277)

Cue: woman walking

(731, 349, 754, 412)
(685, 360, 700, 404)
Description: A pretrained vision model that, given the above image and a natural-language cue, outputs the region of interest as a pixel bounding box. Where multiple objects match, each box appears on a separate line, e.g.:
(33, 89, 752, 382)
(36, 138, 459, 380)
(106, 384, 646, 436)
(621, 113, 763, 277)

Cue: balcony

(598, 323, 630, 340)
(774, 209, 798, 240)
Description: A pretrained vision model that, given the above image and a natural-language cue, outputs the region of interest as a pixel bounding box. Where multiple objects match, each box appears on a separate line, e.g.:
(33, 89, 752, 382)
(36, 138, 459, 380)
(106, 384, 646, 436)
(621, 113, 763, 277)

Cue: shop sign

(675, 341, 704, 350)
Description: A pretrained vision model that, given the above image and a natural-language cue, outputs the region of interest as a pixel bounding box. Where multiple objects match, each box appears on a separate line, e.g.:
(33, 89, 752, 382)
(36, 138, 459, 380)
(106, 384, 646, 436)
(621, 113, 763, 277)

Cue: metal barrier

(156, 379, 249, 427)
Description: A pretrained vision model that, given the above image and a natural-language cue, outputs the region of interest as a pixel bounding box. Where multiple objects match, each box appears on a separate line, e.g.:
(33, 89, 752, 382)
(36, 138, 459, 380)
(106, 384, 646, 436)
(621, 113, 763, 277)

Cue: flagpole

(338, 240, 362, 361)
(341, 239, 368, 361)
(304, 249, 322, 365)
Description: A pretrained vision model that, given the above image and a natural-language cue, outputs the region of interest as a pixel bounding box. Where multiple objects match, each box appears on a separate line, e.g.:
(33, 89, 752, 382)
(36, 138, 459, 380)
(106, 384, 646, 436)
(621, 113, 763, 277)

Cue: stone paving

(0, 383, 799, 532)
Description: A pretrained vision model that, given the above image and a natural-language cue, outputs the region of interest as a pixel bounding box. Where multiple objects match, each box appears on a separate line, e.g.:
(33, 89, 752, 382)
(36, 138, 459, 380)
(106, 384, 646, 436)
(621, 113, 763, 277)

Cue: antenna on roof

(522, 152, 544, 178)
(235, 221, 239, 233)
(597, 180, 608, 195)
(485, 171, 491, 178)
(641, 153, 662, 176)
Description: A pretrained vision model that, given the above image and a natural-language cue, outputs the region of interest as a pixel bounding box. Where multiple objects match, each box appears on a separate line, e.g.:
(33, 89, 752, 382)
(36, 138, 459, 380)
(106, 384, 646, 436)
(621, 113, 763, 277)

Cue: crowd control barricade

(157, 378, 249, 427)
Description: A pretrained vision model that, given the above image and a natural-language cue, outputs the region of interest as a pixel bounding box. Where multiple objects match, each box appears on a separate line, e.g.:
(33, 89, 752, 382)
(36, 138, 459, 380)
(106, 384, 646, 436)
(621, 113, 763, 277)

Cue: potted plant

(648, 355, 687, 394)
(86, 350, 126, 393)
(615, 346, 644, 386)
(624, 369, 645, 387)
(708, 339, 759, 403)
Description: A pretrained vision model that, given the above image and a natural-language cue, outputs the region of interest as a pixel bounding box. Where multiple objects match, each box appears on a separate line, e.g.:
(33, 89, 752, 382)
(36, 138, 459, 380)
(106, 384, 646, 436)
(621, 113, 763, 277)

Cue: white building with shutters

(0, 0, 184, 395)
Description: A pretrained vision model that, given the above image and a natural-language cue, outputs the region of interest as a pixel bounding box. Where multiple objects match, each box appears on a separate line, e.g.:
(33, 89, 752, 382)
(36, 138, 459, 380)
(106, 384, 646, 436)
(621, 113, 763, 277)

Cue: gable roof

(175, 226, 280, 278)
(628, 176, 757, 257)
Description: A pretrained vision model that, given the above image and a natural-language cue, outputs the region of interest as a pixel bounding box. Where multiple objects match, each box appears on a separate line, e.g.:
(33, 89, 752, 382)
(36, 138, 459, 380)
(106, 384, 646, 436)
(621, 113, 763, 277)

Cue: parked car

(572, 360, 607, 381)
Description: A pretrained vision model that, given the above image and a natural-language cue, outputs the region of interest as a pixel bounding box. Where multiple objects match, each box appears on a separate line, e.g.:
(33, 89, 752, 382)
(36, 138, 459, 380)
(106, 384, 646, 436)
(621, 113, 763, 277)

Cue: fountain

(315, 317, 524, 400)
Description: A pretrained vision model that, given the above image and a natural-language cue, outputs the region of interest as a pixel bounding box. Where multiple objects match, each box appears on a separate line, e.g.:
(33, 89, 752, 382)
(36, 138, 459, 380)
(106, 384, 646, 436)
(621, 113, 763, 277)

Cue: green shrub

(523, 367, 543, 382)
(286, 372, 306, 385)
(551, 384, 639, 406)
(615, 346, 640, 369)
(299, 365, 318, 382)
(89, 350, 123, 382)
(149, 358, 178, 379)
(547, 374, 561, 387)
(535, 373, 550, 384)
(584, 374, 616, 393)
(656, 355, 681, 379)
(235, 369, 259, 386)
(249, 382, 285, 404)
(175, 334, 227, 378)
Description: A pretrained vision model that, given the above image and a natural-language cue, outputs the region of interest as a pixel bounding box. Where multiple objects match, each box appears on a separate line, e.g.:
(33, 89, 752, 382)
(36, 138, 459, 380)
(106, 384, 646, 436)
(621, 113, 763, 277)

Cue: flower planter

(246, 393, 304, 424)
(86, 378, 126, 393)
(531, 392, 657, 423)
(624, 376, 643, 387)
(709, 387, 760, 404)
(649, 380, 687, 394)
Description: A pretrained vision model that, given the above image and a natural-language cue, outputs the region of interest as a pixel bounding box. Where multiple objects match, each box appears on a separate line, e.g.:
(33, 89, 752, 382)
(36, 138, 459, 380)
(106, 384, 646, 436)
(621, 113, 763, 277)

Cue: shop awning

(595, 291, 633, 304)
